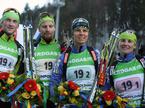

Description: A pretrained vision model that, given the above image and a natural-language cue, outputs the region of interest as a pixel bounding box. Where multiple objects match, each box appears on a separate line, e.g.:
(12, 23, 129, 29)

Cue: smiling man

(34, 12, 61, 86)
(0, 8, 24, 108)
(34, 12, 62, 108)
(50, 18, 100, 108)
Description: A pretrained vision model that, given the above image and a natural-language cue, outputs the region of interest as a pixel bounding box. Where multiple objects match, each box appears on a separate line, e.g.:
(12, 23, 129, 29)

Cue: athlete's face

(2, 18, 19, 36)
(118, 39, 136, 54)
(39, 21, 55, 42)
(73, 27, 89, 46)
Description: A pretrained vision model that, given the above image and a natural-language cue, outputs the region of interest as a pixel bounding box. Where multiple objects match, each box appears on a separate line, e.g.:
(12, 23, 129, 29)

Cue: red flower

(68, 81, 79, 90)
(0, 72, 9, 80)
(103, 90, 116, 101)
(24, 79, 37, 92)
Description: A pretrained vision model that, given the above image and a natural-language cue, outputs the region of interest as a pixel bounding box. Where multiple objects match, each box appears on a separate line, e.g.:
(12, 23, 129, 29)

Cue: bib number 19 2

(74, 69, 90, 78)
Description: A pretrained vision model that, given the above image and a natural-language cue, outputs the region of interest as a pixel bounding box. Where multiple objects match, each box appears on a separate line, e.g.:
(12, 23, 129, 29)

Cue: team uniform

(34, 39, 61, 86)
(0, 30, 24, 108)
(0, 31, 23, 74)
(108, 53, 145, 107)
(66, 49, 96, 93)
(50, 44, 100, 107)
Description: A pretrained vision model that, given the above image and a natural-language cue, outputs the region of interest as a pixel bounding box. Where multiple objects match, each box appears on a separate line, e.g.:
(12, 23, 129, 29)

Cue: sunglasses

(125, 30, 135, 34)
(3, 8, 20, 18)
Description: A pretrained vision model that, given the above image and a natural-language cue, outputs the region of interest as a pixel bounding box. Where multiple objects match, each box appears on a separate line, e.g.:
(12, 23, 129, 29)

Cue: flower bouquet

(15, 79, 43, 107)
(0, 72, 18, 101)
(55, 80, 83, 107)
(93, 89, 128, 108)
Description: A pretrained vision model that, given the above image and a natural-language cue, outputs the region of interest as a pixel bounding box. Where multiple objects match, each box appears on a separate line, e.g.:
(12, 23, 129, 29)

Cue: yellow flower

(7, 78, 14, 85)
(30, 90, 37, 96)
(9, 74, 15, 78)
(31, 96, 34, 99)
(116, 96, 122, 103)
(58, 85, 65, 95)
(69, 97, 78, 104)
(116, 96, 128, 108)
(95, 96, 99, 101)
(73, 90, 79, 96)
(58, 85, 64, 91)
(63, 91, 68, 96)
(22, 92, 30, 99)
(64, 81, 68, 85)
(122, 98, 128, 103)
(101, 91, 105, 94)
(105, 100, 112, 106)
(37, 84, 42, 92)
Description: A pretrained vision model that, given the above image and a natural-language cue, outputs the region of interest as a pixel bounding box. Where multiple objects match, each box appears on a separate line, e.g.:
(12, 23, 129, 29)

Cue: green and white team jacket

(111, 58, 144, 107)
(34, 39, 61, 86)
(66, 49, 96, 93)
(0, 34, 19, 73)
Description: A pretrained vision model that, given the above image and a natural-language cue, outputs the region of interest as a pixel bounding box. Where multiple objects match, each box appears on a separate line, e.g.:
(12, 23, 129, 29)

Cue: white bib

(0, 54, 17, 72)
(114, 73, 144, 100)
(35, 59, 55, 86)
(66, 65, 95, 91)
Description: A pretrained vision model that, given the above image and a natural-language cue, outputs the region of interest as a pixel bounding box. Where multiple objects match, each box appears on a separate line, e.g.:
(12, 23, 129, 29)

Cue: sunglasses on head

(3, 8, 20, 18)
(39, 12, 54, 19)
(125, 30, 135, 34)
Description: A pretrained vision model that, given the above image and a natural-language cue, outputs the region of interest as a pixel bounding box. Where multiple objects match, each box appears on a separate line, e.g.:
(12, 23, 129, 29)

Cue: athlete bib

(0, 36, 18, 72)
(66, 49, 96, 93)
(35, 59, 55, 86)
(34, 40, 61, 86)
(67, 65, 95, 91)
(112, 59, 144, 107)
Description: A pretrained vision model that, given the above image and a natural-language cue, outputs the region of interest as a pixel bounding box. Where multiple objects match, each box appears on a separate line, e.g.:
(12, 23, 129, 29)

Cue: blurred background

(1, 0, 145, 51)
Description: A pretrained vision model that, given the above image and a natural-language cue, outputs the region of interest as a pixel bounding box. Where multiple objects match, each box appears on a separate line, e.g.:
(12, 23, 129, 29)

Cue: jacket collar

(71, 44, 87, 53)
(1, 33, 14, 41)
(118, 52, 135, 62)
(40, 38, 56, 45)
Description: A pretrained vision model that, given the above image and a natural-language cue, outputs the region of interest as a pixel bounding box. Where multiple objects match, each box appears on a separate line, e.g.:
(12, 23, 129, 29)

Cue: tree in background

(21, 0, 145, 50)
